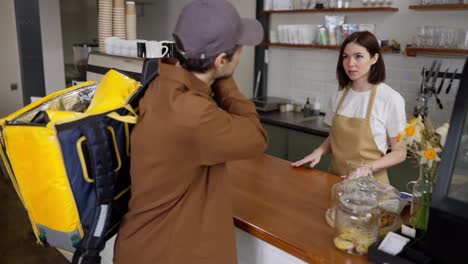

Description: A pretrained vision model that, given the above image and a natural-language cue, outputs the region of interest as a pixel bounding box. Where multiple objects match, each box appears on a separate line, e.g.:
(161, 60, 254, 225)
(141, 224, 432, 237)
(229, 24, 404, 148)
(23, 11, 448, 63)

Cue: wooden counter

(228, 154, 371, 264)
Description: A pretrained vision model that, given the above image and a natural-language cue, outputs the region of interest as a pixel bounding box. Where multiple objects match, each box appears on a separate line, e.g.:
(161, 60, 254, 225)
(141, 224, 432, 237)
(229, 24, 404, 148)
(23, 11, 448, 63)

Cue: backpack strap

(128, 71, 159, 108)
(72, 118, 116, 264)
(72, 71, 158, 264)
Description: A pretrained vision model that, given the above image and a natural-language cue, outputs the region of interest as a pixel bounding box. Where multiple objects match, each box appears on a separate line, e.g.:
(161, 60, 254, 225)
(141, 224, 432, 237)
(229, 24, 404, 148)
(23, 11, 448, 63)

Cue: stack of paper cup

(113, 0, 126, 39)
(126, 1, 137, 40)
(98, 0, 113, 52)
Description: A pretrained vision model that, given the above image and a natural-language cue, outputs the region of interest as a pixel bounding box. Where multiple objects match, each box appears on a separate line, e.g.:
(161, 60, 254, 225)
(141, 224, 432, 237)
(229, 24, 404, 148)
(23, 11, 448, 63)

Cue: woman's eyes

(343, 55, 364, 59)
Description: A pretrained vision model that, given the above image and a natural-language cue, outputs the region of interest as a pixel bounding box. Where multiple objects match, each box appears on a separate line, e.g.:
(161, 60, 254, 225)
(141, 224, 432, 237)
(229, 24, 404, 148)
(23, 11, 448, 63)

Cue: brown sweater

(113, 62, 267, 264)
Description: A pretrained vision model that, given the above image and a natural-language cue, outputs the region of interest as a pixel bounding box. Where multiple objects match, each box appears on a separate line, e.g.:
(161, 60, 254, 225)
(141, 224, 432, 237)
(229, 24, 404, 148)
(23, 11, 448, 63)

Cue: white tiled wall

(135, 0, 258, 97)
(268, 48, 466, 125)
(266, 0, 468, 126)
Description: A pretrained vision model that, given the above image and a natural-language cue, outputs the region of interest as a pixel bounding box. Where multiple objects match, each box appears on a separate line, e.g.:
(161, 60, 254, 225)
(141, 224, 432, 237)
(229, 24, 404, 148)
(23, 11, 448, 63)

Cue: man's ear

(213, 52, 227, 70)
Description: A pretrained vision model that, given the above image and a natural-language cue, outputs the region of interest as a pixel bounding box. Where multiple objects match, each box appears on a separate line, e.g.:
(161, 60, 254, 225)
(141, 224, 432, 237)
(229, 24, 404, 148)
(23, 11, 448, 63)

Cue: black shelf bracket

(254, 0, 269, 99)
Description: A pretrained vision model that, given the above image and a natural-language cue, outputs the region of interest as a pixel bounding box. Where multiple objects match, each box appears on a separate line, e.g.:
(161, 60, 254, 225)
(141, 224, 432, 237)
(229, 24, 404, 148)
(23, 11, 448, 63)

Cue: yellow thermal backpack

(0, 69, 156, 264)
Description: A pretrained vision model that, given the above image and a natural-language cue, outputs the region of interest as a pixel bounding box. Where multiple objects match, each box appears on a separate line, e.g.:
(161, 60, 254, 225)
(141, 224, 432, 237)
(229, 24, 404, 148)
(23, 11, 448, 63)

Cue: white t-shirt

(324, 83, 406, 154)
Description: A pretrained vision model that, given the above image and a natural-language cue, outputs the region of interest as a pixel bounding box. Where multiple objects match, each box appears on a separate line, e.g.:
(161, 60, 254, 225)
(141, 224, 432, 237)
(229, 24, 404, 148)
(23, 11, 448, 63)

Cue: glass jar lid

(339, 193, 378, 212)
(344, 175, 378, 198)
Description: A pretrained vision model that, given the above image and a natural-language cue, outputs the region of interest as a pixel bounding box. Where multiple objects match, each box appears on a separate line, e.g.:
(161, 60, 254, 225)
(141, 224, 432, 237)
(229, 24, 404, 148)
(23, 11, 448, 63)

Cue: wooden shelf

(409, 4, 468, 10)
(261, 7, 398, 14)
(261, 44, 464, 56)
(261, 42, 340, 49)
(261, 42, 393, 52)
(406, 47, 468, 57)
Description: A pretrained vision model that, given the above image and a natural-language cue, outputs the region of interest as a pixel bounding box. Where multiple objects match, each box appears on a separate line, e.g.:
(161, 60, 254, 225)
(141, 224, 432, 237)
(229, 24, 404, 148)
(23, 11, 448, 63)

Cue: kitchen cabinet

(262, 122, 330, 170)
(387, 159, 420, 193)
(287, 129, 331, 172)
(263, 122, 420, 191)
(263, 123, 289, 159)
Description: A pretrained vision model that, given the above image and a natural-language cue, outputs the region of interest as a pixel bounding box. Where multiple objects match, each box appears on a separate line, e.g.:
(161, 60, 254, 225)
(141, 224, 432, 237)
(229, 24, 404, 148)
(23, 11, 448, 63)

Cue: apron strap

(365, 85, 378, 120)
(335, 88, 350, 113)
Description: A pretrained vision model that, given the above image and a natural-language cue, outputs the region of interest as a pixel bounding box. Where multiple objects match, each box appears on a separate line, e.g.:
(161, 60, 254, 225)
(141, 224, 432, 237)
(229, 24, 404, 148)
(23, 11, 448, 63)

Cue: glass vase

(408, 163, 438, 230)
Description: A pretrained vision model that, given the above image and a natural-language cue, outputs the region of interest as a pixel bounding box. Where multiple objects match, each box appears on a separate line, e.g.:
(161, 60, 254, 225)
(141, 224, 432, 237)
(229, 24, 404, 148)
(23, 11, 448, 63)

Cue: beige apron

(328, 85, 389, 184)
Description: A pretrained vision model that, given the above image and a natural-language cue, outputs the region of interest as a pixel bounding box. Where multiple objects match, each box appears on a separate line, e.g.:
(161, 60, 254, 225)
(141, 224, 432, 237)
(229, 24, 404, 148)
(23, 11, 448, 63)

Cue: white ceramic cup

(129, 40, 138, 57)
(159, 40, 176, 57)
(288, 25, 300, 44)
(270, 29, 278, 43)
(278, 25, 286, 43)
(299, 24, 315, 44)
(274, 0, 293, 10)
(300, 0, 311, 9)
(463, 29, 468, 49)
(113, 38, 124, 56)
(146, 41, 169, 58)
(104, 36, 120, 55)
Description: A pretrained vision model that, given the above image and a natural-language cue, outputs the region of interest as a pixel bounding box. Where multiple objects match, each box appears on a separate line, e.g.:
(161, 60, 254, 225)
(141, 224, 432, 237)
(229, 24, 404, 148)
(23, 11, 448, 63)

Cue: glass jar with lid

(326, 164, 377, 228)
(333, 193, 380, 255)
(326, 161, 402, 231)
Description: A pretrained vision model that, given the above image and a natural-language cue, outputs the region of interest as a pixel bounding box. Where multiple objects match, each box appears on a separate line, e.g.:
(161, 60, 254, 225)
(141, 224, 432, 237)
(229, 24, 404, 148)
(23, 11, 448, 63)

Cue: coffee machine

(72, 43, 98, 81)
(86, 52, 157, 84)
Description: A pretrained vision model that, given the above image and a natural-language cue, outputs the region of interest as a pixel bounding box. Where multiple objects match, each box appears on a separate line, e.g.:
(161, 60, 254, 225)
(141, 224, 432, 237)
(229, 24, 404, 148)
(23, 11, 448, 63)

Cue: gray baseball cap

(173, 0, 264, 60)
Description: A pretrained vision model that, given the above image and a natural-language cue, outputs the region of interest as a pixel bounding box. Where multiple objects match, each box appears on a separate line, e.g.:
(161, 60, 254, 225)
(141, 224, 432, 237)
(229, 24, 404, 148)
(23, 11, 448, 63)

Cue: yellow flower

(404, 124, 422, 144)
(424, 148, 436, 160)
(419, 143, 441, 169)
(409, 115, 425, 129)
(397, 133, 403, 142)
(409, 117, 419, 124)
(405, 125, 416, 137)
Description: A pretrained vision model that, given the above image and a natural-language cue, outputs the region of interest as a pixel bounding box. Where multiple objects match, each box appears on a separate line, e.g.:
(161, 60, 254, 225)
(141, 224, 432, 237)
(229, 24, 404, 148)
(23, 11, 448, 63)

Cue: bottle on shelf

(312, 97, 321, 115)
(303, 97, 313, 116)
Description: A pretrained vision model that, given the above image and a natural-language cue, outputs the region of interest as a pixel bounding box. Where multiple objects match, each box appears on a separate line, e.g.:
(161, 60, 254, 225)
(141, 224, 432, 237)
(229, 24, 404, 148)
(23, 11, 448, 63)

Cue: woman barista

(292, 31, 406, 184)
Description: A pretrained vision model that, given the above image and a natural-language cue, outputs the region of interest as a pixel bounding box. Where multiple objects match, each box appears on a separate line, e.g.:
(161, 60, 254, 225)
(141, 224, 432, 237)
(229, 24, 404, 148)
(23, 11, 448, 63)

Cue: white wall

(137, 0, 258, 97)
(136, 1, 169, 41)
(267, 0, 468, 125)
(39, 0, 66, 94)
(60, 0, 97, 64)
(0, 0, 24, 116)
(48, 0, 468, 124)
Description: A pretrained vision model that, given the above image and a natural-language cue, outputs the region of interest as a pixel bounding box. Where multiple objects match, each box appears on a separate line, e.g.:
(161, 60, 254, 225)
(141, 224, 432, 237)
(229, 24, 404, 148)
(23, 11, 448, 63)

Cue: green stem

(413, 192, 431, 230)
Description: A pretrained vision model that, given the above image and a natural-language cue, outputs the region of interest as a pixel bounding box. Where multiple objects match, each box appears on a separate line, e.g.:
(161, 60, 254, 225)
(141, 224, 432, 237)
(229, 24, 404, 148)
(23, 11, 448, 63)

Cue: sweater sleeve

(195, 77, 268, 165)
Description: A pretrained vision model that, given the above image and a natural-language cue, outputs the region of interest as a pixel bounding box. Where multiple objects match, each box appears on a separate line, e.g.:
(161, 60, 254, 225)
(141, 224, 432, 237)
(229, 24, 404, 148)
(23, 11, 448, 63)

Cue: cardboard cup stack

(126, 1, 137, 40)
(98, 0, 113, 52)
(113, 0, 126, 39)
(99, 0, 138, 53)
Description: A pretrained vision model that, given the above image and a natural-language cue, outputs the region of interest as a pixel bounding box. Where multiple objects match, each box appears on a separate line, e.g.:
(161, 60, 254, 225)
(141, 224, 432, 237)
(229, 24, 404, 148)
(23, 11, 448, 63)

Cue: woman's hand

(340, 166, 373, 180)
(291, 149, 322, 168)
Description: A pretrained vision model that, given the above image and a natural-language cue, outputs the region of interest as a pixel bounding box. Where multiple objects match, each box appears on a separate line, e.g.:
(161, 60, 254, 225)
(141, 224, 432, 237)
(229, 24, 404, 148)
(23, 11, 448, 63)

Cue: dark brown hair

(336, 31, 386, 90)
